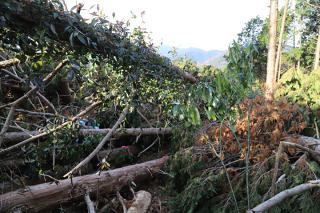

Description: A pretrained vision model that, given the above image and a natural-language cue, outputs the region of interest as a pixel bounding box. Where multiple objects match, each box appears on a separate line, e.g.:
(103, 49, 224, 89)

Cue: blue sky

(66, 0, 271, 50)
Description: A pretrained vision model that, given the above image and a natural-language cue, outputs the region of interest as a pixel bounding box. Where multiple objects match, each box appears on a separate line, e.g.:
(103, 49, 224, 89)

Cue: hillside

(204, 51, 228, 69)
(158, 45, 226, 68)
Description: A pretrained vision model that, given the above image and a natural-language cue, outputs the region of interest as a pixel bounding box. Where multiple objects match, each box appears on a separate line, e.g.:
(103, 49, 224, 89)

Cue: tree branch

(0, 58, 20, 68)
(85, 190, 96, 213)
(248, 180, 320, 213)
(0, 60, 67, 145)
(0, 101, 102, 155)
(64, 103, 130, 177)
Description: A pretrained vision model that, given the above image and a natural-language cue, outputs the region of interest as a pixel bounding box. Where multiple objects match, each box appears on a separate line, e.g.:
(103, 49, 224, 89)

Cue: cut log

(80, 127, 172, 137)
(0, 156, 168, 212)
(2, 128, 172, 143)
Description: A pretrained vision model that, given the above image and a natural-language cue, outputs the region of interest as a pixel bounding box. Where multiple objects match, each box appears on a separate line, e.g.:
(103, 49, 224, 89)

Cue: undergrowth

(164, 95, 319, 212)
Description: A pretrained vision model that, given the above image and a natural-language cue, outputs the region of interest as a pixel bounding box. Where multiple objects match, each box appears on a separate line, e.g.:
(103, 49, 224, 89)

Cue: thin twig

(1, 67, 57, 113)
(39, 173, 60, 184)
(0, 101, 102, 155)
(137, 109, 152, 127)
(304, 0, 320, 9)
(64, 103, 130, 178)
(138, 137, 159, 157)
(0, 61, 67, 145)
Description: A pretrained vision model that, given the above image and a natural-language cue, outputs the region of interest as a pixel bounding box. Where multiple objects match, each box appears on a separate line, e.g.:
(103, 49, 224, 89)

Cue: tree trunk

(275, 0, 289, 83)
(297, 1, 304, 70)
(314, 27, 320, 70)
(266, 0, 278, 99)
(0, 157, 168, 212)
(277, 53, 282, 82)
(2, 128, 172, 144)
(80, 127, 172, 137)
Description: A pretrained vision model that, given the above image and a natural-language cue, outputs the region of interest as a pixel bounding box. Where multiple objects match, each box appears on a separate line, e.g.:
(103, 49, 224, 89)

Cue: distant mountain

(204, 52, 228, 69)
(158, 45, 227, 69)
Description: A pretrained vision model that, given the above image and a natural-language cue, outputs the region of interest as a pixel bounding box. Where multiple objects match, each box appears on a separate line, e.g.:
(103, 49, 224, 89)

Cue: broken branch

(0, 58, 20, 68)
(0, 101, 102, 155)
(248, 180, 320, 213)
(64, 103, 130, 177)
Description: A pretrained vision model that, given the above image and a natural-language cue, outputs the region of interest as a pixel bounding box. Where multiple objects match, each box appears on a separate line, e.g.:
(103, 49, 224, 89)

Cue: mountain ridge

(158, 45, 227, 69)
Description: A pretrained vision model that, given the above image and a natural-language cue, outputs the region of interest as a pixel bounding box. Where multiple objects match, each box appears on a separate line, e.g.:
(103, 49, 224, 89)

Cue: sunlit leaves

(189, 106, 200, 125)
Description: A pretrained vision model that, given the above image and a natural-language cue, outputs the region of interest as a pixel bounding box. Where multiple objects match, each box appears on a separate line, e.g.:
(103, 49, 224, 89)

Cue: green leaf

(190, 106, 200, 125)
(50, 24, 57, 35)
(76, 34, 87, 46)
(205, 107, 216, 121)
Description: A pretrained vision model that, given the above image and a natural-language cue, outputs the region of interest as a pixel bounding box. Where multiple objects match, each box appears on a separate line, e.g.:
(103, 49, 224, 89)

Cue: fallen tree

(80, 127, 173, 136)
(0, 0, 197, 84)
(2, 127, 172, 144)
(0, 156, 168, 212)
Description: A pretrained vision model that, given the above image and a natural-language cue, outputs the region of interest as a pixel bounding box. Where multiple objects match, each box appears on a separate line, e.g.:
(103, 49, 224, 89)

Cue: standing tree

(275, 0, 289, 82)
(297, 0, 304, 70)
(266, 0, 278, 99)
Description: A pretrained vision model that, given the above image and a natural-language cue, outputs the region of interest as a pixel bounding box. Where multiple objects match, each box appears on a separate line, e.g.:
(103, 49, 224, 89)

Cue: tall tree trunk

(266, 0, 278, 99)
(277, 53, 282, 82)
(314, 27, 320, 70)
(275, 0, 289, 83)
(297, 1, 304, 70)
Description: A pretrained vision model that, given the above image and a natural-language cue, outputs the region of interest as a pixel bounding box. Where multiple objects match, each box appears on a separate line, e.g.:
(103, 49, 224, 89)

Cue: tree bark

(314, 27, 320, 70)
(275, 0, 289, 82)
(2, 128, 172, 144)
(248, 180, 320, 213)
(266, 0, 278, 99)
(0, 58, 20, 68)
(0, 157, 168, 213)
(297, 1, 304, 70)
(80, 127, 172, 137)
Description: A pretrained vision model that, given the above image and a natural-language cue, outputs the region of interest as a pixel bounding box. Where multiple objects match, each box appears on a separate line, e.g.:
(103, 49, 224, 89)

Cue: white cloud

(66, 0, 270, 50)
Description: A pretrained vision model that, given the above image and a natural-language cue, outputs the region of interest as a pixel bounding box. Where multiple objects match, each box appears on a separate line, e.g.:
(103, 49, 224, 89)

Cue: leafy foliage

(277, 68, 320, 131)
